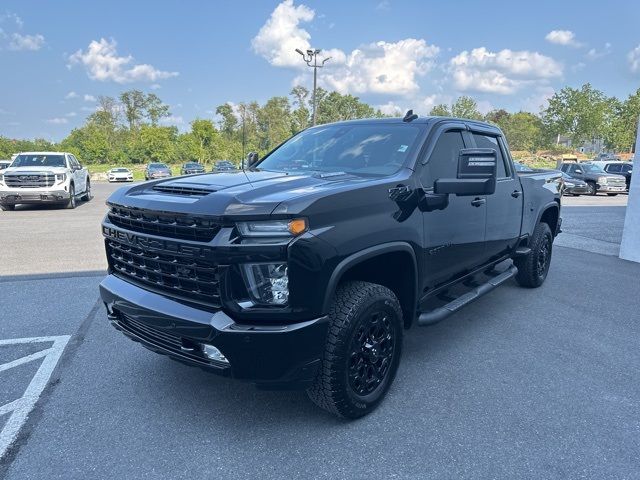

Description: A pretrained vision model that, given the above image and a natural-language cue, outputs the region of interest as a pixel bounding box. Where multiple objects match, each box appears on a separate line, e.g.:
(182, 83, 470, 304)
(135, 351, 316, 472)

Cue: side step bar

(417, 265, 518, 326)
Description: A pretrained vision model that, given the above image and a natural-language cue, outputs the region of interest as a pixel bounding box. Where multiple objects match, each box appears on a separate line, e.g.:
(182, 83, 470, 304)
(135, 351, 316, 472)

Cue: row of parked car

(514, 159, 632, 196)
(107, 160, 238, 183)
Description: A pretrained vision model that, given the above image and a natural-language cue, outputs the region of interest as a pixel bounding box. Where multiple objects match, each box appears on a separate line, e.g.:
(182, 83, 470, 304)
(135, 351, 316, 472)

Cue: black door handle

(471, 197, 486, 207)
(511, 190, 522, 198)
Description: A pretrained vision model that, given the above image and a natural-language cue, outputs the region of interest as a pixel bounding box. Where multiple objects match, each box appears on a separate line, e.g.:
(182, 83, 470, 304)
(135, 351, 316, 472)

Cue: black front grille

(107, 239, 221, 308)
(5, 173, 55, 188)
(153, 185, 215, 196)
(107, 205, 221, 242)
(116, 313, 214, 367)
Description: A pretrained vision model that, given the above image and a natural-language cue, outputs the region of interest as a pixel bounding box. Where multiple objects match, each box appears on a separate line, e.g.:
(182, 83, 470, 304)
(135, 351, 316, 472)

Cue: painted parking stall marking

(0, 335, 70, 459)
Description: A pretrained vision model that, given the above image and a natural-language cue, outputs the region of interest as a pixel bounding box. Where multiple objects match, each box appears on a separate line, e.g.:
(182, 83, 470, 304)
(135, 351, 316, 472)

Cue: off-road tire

(514, 222, 553, 288)
(66, 184, 76, 209)
(306, 281, 403, 419)
(81, 179, 92, 201)
(0, 204, 15, 211)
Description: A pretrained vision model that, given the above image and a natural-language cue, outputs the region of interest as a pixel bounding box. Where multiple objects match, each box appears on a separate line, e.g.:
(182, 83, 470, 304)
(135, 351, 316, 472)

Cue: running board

(417, 265, 518, 326)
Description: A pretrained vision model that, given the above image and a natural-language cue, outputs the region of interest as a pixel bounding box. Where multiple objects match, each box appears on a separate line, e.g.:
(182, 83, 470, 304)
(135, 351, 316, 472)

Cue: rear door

(418, 124, 487, 287)
(471, 131, 524, 260)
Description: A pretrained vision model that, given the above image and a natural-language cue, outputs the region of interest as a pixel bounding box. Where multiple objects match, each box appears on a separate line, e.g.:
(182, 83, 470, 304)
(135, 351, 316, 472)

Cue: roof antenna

(403, 109, 418, 122)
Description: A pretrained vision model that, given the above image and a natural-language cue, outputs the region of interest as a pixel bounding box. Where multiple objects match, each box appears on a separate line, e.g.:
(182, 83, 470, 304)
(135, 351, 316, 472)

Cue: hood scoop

(153, 182, 217, 196)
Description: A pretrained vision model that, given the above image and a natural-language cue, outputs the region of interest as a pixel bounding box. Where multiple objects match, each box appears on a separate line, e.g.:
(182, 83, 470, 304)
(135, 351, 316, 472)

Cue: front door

(418, 126, 487, 288)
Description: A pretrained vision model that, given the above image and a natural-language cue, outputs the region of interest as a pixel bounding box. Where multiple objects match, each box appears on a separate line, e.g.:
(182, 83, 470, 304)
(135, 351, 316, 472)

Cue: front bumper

(596, 184, 626, 193)
(0, 189, 70, 204)
(100, 274, 329, 389)
(109, 177, 133, 182)
(564, 185, 589, 195)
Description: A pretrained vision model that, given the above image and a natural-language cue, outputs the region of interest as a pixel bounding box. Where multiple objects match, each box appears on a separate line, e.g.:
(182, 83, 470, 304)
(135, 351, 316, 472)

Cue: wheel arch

(323, 242, 418, 328)
(537, 201, 560, 236)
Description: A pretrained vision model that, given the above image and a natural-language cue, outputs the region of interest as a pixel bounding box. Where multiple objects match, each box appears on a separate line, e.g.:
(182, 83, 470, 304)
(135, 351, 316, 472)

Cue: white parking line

(0, 335, 70, 459)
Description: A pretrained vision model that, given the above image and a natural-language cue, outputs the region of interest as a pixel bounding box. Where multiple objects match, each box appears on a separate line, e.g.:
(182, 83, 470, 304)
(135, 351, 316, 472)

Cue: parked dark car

(559, 162, 626, 195)
(0, 160, 12, 170)
(180, 162, 206, 175)
(560, 172, 589, 196)
(593, 161, 632, 191)
(100, 115, 562, 418)
(144, 163, 172, 181)
(212, 160, 237, 172)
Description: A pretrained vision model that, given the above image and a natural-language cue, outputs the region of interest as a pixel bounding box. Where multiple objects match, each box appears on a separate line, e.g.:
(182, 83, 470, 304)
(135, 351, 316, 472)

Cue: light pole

(295, 48, 331, 126)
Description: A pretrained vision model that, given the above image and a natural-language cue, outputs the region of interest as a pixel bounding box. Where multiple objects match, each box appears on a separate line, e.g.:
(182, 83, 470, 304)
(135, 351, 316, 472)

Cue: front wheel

(514, 222, 553, 288)
(307, 281, 403, 419)
(65, 184, 76, 209)
(1, 204, 15, 211)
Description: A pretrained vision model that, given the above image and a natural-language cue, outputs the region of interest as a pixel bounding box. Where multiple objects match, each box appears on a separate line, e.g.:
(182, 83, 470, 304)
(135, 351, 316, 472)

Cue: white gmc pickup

(0, 152, 91, 211)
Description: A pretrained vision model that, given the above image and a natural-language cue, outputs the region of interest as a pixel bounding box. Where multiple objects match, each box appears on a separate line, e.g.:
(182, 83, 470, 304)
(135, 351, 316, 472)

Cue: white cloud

(65, 91, 78, 99)
(522, 86, 555, 113)
(46, 117, 68, 125)
(150, 83, 161, 90)
(68, 38, 179, 84)
(80, 106, 98, 112)
(376, 1, 391, 11)
(65, 112, 77, 117)
(253, 1, 438, 96)
(83, 94, 96, 102)
(8, 33, 45, 51)
(159, 115, 184, 126)
(586, 43, 612, 60)
(629, 45, 640, 73)
(545, 30, 581, 47)
(0, 12, 23, 28)
(377, 101, 403, 116)
(449, 47, 563, 94)
(251, 0, 315, 68)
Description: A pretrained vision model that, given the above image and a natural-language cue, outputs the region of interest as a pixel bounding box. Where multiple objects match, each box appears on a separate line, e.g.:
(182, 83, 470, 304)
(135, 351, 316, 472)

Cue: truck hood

(3, 166, 67, 175)
(107, 169, 378, 217)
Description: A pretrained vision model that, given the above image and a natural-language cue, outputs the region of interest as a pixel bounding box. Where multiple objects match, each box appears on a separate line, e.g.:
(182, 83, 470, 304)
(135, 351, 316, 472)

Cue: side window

(621, 164, 632, 173)
(607, 164, 621, 173)
(472, 133, 507, 178)
(421, 130, 466, 187)
(66, 155, 75, 169)
(568, 165, 576, 174)
(70, 155, 82, 168)
(560, 164, 568, 172)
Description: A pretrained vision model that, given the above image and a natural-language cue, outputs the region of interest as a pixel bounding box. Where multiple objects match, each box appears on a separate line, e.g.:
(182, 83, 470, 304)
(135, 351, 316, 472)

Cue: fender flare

(535, 201, 560, 235)
(321, 241, 419, 314)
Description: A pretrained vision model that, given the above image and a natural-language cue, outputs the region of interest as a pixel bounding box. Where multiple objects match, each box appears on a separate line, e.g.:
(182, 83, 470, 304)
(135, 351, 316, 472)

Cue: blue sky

(1, 0, 639, 140)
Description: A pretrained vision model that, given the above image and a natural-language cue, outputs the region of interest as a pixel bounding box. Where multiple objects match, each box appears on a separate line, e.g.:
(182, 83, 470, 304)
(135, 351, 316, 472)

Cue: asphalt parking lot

(1, 184, 639, 479)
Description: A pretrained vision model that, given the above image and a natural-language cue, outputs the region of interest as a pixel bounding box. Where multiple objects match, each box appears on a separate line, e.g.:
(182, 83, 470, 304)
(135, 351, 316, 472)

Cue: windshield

(580, 164, 606, 173)
(149, 163, 168, 169)
(185, 163, 201, 168)
(514, 162, 533, 172)
(112, 168, 129, 172)
(256, 124, 421, 176)
(12, 154, 66, 168)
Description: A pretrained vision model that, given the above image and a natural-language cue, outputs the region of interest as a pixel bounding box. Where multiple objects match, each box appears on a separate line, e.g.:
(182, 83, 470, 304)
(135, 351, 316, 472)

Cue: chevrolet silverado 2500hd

(0, 152, 91, 210)
(99, 115, 562, 418)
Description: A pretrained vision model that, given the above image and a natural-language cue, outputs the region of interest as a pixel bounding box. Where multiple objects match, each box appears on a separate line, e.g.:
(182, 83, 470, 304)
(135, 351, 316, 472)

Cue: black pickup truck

(99, 115, 562, 418)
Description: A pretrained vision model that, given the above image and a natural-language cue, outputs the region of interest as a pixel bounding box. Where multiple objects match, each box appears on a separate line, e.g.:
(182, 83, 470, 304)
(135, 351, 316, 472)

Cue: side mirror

(246, 152, 259, 169)
(575, 169, 583, 174)
(434, 148, 497, 196)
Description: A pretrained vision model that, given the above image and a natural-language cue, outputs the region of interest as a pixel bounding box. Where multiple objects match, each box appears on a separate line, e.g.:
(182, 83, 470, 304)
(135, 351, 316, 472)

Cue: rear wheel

(586, 182, 597, 195)
(81, 180, 92, 201)
(607, 193, 618, 196)
(514, 222, 553, 288)
(65, 184, 76, 209)
(1, 204, 15, 211)
(307, 281, 403, 419)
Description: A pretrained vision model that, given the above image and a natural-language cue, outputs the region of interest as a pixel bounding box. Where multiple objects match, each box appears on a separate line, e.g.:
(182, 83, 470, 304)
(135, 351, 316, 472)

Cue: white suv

(0, 152, 91, 211)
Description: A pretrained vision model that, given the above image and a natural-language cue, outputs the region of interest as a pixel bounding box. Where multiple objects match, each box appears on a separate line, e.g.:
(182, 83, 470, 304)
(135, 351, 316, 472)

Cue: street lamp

(295, 48, 331, 126)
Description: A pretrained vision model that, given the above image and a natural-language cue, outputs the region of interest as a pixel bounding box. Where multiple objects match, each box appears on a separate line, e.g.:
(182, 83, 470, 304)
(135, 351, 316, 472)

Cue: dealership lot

(1, 184, 639, 479)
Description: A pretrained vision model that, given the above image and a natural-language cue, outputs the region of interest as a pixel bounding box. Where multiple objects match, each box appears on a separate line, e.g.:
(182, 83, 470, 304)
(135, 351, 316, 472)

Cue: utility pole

(295, 48, 331, 126)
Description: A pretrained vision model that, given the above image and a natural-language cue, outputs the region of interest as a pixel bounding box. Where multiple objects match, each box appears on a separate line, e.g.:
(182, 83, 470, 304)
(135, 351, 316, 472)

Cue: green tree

(257, 96, 292, 152)
(451, 96, 483, 120)
(542, 83, 612, 146)
(502, 112, 544, 151)
(145, 93, 170, 126)
(429, 104, 451, 116)
(120, 90, 147, 131)
(190, 119, 220, 164)
(290, 86, 310, 133)
(215, 103, 238, 139)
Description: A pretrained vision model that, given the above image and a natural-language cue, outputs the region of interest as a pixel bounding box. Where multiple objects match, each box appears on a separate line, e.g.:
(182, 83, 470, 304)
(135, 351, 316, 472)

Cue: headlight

(55, 173, 67, 183)
(236, 219, 307, 237)
(565, 182, 575, 187)
(241, 263, 289, 305)
(598, 176, 608, 184)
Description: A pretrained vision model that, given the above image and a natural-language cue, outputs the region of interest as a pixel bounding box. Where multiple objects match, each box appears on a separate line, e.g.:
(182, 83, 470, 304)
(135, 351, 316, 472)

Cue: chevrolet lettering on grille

(103, 226, 209, 258)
